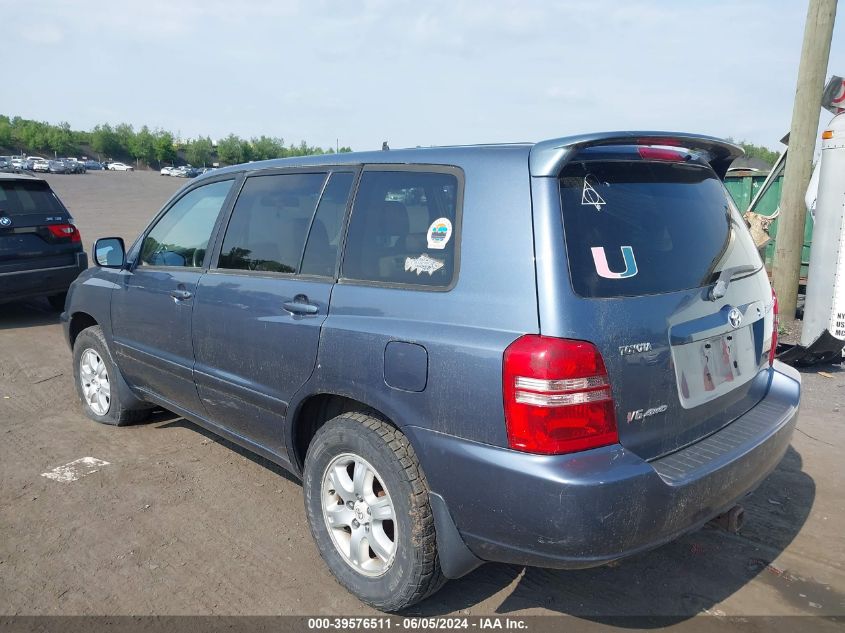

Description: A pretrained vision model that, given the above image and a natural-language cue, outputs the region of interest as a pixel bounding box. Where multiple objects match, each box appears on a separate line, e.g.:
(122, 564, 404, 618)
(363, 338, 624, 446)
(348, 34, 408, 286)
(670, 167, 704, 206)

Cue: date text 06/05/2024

(306, 617, 529, 630)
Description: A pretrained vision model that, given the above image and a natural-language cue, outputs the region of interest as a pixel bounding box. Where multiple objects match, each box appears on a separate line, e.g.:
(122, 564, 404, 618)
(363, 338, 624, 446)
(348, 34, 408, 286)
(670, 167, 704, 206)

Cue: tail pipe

(709, 504, 745, 533)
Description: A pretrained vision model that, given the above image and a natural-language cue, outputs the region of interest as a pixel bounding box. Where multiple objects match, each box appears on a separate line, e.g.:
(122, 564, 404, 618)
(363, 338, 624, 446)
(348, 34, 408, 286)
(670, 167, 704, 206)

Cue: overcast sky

(4, 0, 843, 152)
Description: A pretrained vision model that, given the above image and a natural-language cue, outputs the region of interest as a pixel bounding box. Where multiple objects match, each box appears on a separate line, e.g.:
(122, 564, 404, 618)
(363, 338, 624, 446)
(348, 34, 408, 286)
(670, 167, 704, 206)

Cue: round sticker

(427, 217, 452, 250)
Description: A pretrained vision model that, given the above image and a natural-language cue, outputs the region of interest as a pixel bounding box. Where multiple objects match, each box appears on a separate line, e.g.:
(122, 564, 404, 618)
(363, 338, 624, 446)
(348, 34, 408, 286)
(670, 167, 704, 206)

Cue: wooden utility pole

(773, 0, 838, 324)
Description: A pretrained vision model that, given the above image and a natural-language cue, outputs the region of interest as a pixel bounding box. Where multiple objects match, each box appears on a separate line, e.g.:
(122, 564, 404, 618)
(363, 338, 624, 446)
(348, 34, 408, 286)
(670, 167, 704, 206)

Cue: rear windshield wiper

(709, 264, 759, 301)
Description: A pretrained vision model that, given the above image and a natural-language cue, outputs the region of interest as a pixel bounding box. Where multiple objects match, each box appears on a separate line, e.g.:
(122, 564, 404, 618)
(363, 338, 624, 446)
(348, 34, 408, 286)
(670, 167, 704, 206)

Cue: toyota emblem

(728, 308, 743, 329)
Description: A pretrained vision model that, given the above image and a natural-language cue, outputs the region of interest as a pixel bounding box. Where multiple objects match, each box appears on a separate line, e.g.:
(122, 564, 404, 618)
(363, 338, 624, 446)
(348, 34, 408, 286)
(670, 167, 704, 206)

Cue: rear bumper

(0, 252, 87, 304)
(409, 362, 800, 572)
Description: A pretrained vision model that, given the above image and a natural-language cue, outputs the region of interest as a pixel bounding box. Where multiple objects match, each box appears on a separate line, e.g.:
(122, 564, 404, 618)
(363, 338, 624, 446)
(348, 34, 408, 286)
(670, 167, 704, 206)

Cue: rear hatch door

(0, 177, 79, 273)
(555, 147, 775, 460)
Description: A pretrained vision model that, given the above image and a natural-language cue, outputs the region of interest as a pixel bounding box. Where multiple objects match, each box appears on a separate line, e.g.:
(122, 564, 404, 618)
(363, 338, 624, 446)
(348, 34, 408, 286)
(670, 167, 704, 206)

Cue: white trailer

(799, 111, 845, 358)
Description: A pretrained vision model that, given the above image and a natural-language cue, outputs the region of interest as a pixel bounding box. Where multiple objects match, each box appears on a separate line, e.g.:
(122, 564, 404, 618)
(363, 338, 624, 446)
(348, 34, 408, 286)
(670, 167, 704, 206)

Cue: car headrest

(375, 201, 410, 237)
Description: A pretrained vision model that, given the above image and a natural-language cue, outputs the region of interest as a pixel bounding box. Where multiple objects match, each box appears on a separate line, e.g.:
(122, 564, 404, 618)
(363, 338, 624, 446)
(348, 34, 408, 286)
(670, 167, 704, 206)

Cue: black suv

(0, 172, 87, 310)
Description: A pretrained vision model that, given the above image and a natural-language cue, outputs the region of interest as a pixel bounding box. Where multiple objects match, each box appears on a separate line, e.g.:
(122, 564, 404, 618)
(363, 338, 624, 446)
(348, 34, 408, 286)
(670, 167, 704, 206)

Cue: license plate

(673, 326, 757, 409)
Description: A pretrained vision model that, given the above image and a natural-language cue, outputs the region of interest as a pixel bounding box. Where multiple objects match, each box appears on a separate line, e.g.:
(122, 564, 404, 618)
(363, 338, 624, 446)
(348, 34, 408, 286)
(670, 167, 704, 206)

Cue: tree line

(2, 114, 784, 169)
(725, 138, 782, 166)
(0, 115, 352, 167)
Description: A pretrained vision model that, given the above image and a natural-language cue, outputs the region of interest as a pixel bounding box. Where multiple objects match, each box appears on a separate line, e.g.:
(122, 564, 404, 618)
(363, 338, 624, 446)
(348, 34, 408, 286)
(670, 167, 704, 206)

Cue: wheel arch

(288, 392, 397, 475)
(68, 311, 99, 347)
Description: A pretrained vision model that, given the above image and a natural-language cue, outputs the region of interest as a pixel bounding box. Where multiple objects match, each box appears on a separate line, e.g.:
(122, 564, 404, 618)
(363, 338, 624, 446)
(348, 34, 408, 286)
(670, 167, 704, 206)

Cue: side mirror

(94, 237, 126, 268)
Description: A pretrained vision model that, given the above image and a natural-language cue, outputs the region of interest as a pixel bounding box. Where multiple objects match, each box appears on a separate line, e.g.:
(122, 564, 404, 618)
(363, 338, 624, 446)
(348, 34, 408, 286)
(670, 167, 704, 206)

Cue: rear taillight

(47, 223, 81, 243)
(769, 289, 779, 366)
(637, 146, 688, 162)
(503, 335, 618, 455)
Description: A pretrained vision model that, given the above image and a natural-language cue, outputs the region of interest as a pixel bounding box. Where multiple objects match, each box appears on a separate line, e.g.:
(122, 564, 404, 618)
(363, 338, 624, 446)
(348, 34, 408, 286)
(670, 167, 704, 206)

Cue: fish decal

(405, 254, 445, 276)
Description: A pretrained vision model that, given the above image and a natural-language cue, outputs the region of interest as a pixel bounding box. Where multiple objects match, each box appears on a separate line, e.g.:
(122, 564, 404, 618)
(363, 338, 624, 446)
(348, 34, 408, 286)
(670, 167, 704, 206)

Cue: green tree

(250, 135, 286, 161)
(0, 115, 12, 148)
(727, 138, 781, 167)
(114, 123, 136, 156)
(1, 113, 351, 163)
(15, 120, 50, 152)
(91, 124, 120, 159)
(153, 130, 176, 166)
(130, 125, 156, 165)
(185, 136, 214, 166)
(240, 138, 254, 163)
(47, 121, 74, 155)
(71, 129, 91, 147)
(740, 142, 779, 166)
(217, 134, 245, 165)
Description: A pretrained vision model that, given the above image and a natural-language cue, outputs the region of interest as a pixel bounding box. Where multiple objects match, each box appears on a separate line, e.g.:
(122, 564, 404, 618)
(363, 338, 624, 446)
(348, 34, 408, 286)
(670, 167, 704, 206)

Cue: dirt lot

(1, 171, 844, 624)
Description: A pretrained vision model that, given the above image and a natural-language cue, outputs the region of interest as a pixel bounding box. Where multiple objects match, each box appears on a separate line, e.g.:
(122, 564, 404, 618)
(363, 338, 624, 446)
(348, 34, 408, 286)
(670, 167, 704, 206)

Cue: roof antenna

(382, 141, 390, 151)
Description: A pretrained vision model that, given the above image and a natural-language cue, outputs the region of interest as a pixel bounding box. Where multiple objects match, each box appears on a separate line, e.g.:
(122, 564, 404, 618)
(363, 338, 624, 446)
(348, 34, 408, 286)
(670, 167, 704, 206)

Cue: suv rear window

(559, 160, 762, 298)
(0, 180, 65, 217)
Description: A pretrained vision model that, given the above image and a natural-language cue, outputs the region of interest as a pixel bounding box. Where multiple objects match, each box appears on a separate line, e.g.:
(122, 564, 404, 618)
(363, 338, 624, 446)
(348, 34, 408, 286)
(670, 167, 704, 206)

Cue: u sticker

(591, 245, 638, 279)
(427, 218, 452, 250)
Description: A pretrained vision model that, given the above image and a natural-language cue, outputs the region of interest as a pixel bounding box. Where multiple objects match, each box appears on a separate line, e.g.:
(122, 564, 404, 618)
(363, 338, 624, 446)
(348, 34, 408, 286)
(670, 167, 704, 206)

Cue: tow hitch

(709, 504, 746, 533)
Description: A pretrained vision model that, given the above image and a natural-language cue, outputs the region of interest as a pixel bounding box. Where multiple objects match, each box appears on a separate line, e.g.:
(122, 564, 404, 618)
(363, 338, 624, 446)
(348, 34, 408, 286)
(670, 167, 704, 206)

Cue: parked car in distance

(62, 132, 800, 611)
(0, 172, 87, 310)
(60, 158, 86, 174)
(0, 156, 11, 171)
(31, 159, 50, 173)
(160, 166, 177, 176)
(48, 160, 68, 174)
(173, 165, 198, 178)
(107, 162, 133, 171)
(84, 160, 103, 170)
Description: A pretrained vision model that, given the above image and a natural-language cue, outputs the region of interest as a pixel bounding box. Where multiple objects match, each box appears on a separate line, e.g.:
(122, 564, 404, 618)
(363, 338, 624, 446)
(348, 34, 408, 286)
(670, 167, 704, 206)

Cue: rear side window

(218, 173, 327, 273)
(341, 169, 460, 288)
(559, 160, 762, 297)
(0, 180, 65, 216)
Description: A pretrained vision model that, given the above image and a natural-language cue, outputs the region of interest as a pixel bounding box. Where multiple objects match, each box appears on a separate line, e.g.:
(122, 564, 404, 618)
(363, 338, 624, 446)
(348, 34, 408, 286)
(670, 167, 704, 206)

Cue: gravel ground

(0, 170, 843, 625)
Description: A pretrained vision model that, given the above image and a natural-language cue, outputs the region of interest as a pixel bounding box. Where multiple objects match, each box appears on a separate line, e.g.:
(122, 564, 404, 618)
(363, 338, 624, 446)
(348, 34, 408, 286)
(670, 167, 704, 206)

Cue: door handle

(170, 289, 193, 301)
(283, 295, 319, 315)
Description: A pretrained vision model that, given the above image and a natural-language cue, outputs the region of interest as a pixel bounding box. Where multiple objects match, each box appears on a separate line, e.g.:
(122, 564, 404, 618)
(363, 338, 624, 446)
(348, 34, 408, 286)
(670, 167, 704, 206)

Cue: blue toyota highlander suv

(62, 132, 800, 610)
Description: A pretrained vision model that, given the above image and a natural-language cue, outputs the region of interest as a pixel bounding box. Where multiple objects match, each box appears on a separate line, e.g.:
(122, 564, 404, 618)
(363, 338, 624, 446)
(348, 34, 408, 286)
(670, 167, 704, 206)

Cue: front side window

(341, 169, 460, 288)
(218, 173, 327, 273)
(140, 179, 233, 268)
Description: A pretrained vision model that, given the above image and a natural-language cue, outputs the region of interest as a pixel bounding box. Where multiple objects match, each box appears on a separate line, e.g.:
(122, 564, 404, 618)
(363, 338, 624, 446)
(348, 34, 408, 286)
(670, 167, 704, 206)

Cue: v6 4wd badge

(627, 404, 668, 423)
(619, 342, 652, 356)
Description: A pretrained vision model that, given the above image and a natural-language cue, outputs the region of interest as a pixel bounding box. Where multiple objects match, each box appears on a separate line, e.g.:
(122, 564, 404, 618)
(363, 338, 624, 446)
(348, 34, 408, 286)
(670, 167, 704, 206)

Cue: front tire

(303, 413, 445, 611)
(72, 326, 149, 426)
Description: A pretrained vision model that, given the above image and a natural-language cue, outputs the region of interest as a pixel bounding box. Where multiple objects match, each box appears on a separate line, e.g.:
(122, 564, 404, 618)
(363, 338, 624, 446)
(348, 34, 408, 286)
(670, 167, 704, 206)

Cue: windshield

(559, 160, 762, 298)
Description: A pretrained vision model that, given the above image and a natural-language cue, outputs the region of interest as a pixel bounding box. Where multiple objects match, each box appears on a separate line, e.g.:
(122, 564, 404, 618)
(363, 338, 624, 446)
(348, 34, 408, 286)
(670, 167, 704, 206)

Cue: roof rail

(529, 131, 743, 179)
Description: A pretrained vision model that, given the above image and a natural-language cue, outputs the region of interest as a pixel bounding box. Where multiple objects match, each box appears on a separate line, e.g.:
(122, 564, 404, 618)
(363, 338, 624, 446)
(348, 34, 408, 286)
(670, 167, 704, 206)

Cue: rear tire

(303, 413, 445, 611)
(72, 325, 150, 426)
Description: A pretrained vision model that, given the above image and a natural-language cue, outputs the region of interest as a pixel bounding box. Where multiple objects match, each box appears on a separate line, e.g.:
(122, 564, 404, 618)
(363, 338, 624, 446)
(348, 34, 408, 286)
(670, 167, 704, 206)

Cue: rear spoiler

(529, 131, 744, 179)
